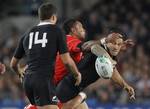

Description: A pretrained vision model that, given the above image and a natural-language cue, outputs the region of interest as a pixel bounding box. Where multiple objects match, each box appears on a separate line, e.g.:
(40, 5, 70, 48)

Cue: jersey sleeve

(14, 36, 25, 59)
(57, 28, 68, 54)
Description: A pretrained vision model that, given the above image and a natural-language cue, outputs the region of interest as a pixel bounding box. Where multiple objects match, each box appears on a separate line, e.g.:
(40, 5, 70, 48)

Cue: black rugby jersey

(14, 22, 68, 77)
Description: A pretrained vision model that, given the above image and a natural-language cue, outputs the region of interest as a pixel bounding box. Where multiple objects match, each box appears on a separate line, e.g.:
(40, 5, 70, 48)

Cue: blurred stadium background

(0, 0, 150, 108)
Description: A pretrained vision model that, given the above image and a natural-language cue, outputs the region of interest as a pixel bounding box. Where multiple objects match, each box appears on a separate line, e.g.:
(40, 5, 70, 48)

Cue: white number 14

(29, 32, 48, 49)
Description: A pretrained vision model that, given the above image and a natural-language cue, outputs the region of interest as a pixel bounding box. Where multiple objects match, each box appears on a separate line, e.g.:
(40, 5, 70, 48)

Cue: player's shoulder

(39, 24, 60, 30)
(20, 30, 30, 40)
(54, 25, 63, 32)
(41, 25, 63, 33)
(67, 36, 81, 44)
(54, 26, 65, 36)
(32, 24, 59, 31)
(100, 44, 117, 61)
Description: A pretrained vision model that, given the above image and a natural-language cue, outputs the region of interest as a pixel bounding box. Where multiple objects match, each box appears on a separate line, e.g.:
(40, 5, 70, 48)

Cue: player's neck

(69, 33, 77, 38)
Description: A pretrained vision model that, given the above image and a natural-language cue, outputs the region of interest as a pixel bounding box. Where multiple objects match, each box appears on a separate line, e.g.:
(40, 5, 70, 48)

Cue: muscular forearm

(61, 53, 81, 85)
(111, 68, 136, 100)
(65, 59, 80, 77)
(81, 38, 107, 51)
(111, 67, 128, 88)
(60, 53, 80, 76)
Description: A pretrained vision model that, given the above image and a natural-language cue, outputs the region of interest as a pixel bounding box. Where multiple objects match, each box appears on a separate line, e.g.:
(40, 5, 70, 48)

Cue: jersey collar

(37, 22, 55, 26)
(66, 35, 78, 39)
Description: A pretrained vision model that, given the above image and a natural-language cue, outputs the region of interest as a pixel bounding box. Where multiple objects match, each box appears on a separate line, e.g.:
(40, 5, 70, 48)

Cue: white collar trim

(37, 22, 54, 26)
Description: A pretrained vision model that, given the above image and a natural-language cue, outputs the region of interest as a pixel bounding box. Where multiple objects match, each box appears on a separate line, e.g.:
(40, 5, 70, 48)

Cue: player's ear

(51, 15, 57, 23)
(51, 14, 56, 19)
(52, 15, 55, 20)
(71, 27, 76, 34)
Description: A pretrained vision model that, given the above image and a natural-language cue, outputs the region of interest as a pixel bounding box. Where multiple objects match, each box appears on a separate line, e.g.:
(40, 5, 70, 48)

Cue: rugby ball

(95, 56, 113, 79)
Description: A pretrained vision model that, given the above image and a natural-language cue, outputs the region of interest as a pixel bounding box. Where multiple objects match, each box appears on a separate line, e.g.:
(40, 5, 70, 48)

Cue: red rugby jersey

(53, 35, 83, 84)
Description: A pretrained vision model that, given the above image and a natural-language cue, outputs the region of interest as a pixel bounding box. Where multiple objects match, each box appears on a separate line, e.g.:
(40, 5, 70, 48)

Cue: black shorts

(56, 74, 80, 103)
(23, 73, 57, 106)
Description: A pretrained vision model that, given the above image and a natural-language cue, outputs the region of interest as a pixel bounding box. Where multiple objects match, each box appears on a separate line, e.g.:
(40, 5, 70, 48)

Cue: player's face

(73, 21, 86, 40)
(106, 33, 123, 56)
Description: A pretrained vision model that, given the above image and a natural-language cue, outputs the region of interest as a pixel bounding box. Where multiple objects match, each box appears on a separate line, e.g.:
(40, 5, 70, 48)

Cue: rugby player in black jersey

(56, 31, 135, 109)
(10, 3, 81, 109)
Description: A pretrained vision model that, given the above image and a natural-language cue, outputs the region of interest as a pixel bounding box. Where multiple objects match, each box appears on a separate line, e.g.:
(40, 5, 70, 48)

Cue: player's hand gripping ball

(95, 56, 113, 79)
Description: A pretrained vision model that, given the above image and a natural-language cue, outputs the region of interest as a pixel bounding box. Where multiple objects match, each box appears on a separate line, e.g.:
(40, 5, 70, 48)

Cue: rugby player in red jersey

(54, 19, 89, 109)
(54, 19, 85, 85)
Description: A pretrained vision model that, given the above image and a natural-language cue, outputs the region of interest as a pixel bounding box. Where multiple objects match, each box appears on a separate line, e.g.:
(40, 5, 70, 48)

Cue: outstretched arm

(81, 38, 106, 51)
(111, 67, 135, 100)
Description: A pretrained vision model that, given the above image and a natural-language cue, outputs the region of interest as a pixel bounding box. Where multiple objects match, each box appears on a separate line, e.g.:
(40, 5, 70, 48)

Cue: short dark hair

(108, 27, 127, 40)
(63, 19, 78, 35)
(38, 3, 57, 20)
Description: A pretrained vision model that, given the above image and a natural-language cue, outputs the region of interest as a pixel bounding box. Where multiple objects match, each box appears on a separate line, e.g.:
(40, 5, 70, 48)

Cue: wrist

(100, 38, 106, 45)
(123, 83, 129, 90)
(73, 72, 79, 77)
(79, 92, 87, 101)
